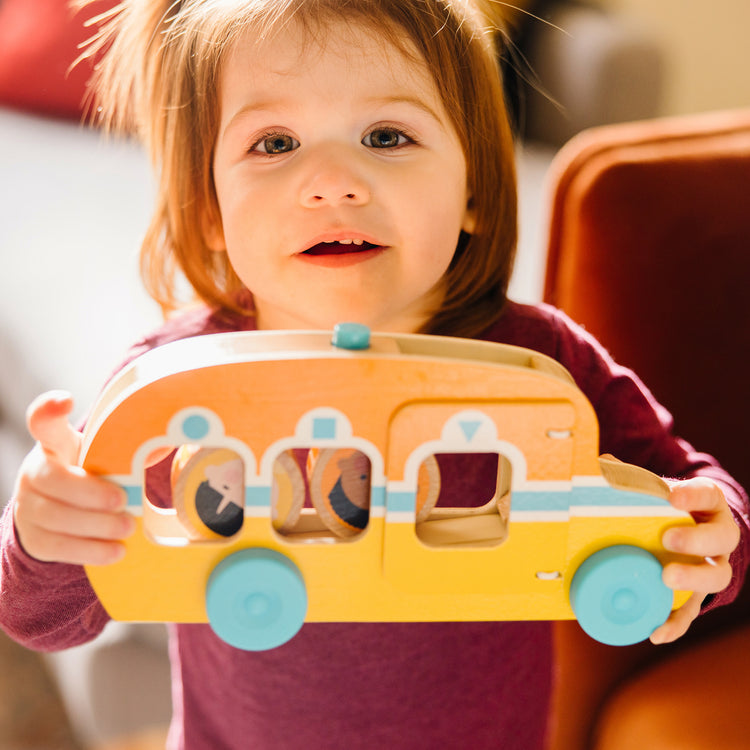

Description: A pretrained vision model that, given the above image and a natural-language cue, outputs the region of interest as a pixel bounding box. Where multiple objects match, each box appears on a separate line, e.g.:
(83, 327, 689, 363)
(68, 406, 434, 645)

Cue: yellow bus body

(81, 327, 693, 647)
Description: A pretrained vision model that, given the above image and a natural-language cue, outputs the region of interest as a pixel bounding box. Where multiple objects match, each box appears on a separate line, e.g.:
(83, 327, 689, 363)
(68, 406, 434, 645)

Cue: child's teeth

(323, 239, 364, 245)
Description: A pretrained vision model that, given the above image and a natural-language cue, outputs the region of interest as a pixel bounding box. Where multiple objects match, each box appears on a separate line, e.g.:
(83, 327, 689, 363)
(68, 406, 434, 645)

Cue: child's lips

(302, 240, 379, 256)
(296, 239, 385, 267)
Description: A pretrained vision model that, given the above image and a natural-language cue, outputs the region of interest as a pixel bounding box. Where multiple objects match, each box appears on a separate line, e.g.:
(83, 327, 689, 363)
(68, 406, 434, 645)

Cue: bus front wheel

(206, 548, 307, 651)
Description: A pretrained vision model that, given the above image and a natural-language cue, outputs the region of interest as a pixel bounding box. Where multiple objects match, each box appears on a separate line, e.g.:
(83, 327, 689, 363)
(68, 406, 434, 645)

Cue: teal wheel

(570, 545, 673, 646)
(206, 549, 307, 651)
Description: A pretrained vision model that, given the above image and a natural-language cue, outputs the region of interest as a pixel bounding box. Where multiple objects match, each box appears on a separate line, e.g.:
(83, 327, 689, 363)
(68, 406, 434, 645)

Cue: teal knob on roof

(332, 322, 371, 350)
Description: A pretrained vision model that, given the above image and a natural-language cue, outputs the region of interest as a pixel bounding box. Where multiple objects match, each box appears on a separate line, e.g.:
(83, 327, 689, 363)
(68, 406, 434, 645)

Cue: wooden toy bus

(81, 323, 694, 650)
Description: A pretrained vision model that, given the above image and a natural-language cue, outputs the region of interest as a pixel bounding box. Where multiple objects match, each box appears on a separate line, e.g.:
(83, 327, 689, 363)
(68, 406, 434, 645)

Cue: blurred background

(600, 0, 750, 116)
(0, 0, 747, 748)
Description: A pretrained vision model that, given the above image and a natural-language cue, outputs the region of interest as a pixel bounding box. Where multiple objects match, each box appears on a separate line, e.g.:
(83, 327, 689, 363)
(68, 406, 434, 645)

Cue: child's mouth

(303, 240, 378, 256)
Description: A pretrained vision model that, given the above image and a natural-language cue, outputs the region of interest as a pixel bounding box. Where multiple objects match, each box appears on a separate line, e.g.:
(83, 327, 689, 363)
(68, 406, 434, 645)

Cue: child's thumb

(26, 390, 82, 465)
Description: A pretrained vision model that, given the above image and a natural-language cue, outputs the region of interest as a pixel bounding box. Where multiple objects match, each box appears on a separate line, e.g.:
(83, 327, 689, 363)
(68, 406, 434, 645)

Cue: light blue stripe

(513, 491, 570, 512)
(571, 486, 669, 507)
(246, 486, 272, 507)
(386, 486, 669, 514)
(387, 490, 571, 514)
(124, 486, 142, 508)
(125, 483, 666, 513)
(371, 486, 386, 509)
(514, 487, 669, 512)
(388, 491, 417, 513)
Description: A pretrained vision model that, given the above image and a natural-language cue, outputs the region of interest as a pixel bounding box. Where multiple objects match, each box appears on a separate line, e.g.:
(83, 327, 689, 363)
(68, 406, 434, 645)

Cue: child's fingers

(14, 392, 133, 566)
(649, 592, 703, 644)
(662, 520, 739, 560)
(47, 537, 128, 567)
(19, 494, 135, 544)
(26, 391, 82, 465)
(15, 521, 129, 566)
(13, 488, 134, 565)
(668, 477, 734, 520)
(663, 479, 740, 559)
(13, 434, 132, 565)
(661, 555, 733, 594)
(17, 444, 127, 513)
(649, 478, 740, 645)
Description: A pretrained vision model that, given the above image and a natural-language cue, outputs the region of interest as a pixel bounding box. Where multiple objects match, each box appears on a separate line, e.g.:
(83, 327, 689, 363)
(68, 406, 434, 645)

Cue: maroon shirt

(2, 300, 748, 750)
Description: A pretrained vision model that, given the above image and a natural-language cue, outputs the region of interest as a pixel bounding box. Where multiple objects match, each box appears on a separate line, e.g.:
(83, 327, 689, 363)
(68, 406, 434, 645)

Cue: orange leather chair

(542, 109, 750, 749)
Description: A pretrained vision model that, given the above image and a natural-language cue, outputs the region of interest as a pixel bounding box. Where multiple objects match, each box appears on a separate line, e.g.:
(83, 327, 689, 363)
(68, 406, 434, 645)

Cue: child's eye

(250, 133, 300, 155)
(362, 127, 413, 149)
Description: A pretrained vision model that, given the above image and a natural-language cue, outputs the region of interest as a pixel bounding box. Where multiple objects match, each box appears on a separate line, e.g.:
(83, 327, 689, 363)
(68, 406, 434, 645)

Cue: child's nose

(298, 150, 370, 208)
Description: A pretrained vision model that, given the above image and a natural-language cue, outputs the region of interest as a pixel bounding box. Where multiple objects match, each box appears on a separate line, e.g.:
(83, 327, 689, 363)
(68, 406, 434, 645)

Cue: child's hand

(649, 478, 740, 644)
(12, 391, 135, 566)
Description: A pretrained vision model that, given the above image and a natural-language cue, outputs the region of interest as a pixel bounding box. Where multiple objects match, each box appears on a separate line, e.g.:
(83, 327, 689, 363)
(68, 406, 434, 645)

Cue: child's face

(208, 19, 474, 332)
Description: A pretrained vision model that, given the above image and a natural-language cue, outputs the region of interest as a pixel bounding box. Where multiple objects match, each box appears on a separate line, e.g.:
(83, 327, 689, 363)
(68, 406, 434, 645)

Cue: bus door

(382, 400, 577, 597)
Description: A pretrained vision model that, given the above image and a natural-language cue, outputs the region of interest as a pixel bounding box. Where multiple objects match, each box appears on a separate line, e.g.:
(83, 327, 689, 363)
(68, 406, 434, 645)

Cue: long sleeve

(0, 302, 255, 654)
(0, 501, 109, 652)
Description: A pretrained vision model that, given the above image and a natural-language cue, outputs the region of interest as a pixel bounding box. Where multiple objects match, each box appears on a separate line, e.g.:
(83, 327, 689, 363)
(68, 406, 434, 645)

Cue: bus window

(271, 448, 371, 543)
(415, 452, 510, 549)
(143, 445, 245, 544)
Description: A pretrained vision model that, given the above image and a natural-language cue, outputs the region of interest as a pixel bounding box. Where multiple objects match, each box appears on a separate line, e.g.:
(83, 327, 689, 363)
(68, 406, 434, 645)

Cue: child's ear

(202, 206, 226, 252)
(461, 198, 477, 235)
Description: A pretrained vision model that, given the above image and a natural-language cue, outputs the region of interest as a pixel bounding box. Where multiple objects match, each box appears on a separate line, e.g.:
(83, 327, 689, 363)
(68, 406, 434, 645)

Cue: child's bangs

(172, 0, 475, 118)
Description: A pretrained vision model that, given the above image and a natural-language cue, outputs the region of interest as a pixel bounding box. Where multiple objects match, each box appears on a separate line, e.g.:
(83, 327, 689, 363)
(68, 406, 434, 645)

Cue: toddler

(1, 1, 747, 748)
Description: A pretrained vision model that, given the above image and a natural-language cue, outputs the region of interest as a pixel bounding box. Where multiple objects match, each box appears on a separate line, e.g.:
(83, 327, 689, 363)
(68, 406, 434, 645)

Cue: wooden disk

(271, 450, 306, 533)
(308, 448, 371, 538)
(171, 446, 244, 540)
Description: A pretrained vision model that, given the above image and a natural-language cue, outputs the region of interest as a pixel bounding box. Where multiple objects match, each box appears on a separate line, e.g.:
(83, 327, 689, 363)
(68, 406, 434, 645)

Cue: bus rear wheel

(570, 545, 673, 646)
